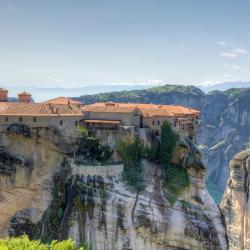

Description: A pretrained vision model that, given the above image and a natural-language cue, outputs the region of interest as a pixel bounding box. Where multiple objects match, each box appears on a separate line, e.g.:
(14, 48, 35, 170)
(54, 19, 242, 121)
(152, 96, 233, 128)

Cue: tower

(0, 88, 8, 102)
(18, 92, 32, 103)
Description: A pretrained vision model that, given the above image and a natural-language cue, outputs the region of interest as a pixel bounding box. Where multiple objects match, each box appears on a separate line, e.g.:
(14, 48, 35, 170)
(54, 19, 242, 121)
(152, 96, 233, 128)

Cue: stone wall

(0, 115, 83, 139)
(83, 111, 141, 127)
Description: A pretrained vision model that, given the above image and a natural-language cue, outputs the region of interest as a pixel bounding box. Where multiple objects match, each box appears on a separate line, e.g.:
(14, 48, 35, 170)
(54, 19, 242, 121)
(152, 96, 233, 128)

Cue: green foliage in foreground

(0, 235, 91, 250)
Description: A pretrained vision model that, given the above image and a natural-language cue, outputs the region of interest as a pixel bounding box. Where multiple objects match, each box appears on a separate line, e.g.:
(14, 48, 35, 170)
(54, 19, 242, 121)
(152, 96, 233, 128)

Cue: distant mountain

(198, 81, 250, 93)
(7, 97, 18, 102)
(76, 84, 204, 109)
(3, 81, 250, 102)
(1, 84, 157, 102)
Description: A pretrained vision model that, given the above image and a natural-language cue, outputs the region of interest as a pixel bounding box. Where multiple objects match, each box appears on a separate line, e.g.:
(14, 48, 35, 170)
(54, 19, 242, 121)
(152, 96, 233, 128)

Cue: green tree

(159, 121, 189, 203)
(73, 126, 112, 163)
(117, 136, 145, 192)
(160, 121, 179, 166)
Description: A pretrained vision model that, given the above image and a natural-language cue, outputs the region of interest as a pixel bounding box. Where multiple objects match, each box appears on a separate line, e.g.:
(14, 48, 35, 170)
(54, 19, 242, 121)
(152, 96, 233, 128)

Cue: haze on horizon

(0, 0, 250, 89)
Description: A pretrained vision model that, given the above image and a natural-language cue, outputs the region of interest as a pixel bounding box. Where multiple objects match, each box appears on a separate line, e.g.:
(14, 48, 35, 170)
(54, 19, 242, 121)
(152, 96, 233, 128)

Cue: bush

(160, 121, 179, 165)
(142, 144, 159, 162)
(117, 136, 143, 169)
(0, 235, 90, 250)
(74, 127, 112, 163)
(165, 164, 189, 199)
(159, 121, 189, 202)
(117, 136, 145, 192)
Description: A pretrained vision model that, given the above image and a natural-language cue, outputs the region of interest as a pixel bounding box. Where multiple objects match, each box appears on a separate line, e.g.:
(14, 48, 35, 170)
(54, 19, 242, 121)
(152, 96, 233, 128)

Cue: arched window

(33, 117, 37, 122)
(60, 120, 63, 126)
(19, 117, 23, 122)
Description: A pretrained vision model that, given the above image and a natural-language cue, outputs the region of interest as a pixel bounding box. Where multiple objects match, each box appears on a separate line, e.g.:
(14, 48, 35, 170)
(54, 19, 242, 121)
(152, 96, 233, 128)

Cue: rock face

(0, 132, 63, 236)
(65, 154, 227, 250)
(198, 89, 250, 199)
(221, 149, 250, 250)
(0, 129, 228, 250)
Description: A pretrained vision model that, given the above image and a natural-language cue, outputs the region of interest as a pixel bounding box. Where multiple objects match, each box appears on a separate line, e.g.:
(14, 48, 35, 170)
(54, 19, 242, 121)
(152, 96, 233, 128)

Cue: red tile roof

(0, 102, 83, 116)
(82, 105, 138, 114)
(83, 102, 200, 117)
(43, 96, 82, 105)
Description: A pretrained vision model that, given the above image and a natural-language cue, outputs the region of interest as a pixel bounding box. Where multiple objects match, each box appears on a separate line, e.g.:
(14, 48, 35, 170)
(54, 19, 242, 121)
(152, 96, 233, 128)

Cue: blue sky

(0, 0, 250, 88)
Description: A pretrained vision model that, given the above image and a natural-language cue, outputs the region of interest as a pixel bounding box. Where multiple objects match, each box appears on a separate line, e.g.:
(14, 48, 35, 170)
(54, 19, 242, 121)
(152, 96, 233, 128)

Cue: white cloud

(220, 52, 238, 59)
(224, 74, 232, 78)
(233, 48, 248, 55)
(199, 80, 218, 87)
(217, 41, 226, 46)
(232, 64, 246, 74)
(44, 76, 64, 84)
(147, 80, 165, 85)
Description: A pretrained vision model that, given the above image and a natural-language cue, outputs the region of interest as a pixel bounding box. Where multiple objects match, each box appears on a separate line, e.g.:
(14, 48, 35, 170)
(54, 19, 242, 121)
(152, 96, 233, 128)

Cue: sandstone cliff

(221, 149, 250, 250)
(0, 131, 63, 236)
(0, 128, 228, 250)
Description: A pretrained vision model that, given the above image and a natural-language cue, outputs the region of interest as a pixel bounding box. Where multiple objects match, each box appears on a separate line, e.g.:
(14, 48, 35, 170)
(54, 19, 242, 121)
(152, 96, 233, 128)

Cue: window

(157, 120, 160, 126)
(75, 121, 78, 126)
(60, 120, 63, 126)
(19, 117, 23, 122)
(33, 117, 37, 122)
(152, 120, 155, 126)
(174, 119, 178, 127)
(5, 117, 8, 122)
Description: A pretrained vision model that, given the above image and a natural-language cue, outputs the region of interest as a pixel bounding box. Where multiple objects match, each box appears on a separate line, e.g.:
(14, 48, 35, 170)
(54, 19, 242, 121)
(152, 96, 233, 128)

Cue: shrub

(159, 121, 189, 202)
(117, 136, 143, 170)
(165, 164, 189, 199)
(160, 121, 179, 166)
(74, 127, 112, 163)
(0, 235, 90, 250)
(117, 136, 145, 192)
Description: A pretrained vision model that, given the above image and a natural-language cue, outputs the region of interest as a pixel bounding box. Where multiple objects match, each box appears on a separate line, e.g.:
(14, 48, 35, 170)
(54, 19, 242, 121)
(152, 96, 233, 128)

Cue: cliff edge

(221, 149, 250, 250)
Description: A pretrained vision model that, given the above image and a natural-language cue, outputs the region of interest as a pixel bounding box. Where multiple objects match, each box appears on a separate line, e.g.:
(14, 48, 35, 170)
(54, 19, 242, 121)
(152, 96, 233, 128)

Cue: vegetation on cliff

(117, 136, 146, 192)
(0, 235, 90, 250)
(160, 122, 189, 201)
(73, 127, 112, 163)
(117, 122, 189, 200)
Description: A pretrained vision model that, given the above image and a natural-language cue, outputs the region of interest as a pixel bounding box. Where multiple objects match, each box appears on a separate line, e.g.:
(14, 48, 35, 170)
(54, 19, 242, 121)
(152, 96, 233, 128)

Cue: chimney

(18, 92, 32, 103)
(0, 88, 8, 102)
